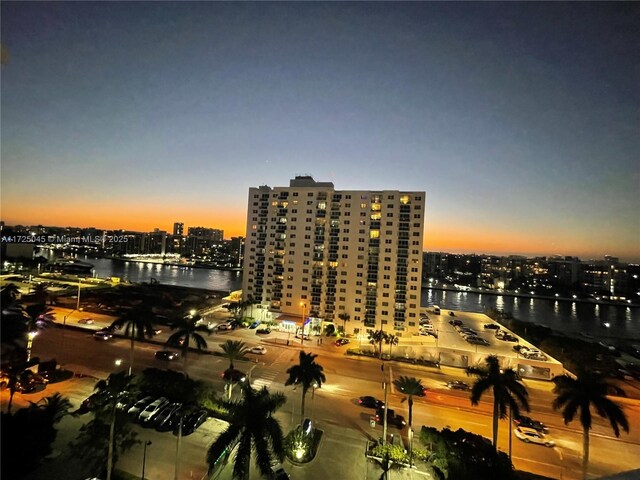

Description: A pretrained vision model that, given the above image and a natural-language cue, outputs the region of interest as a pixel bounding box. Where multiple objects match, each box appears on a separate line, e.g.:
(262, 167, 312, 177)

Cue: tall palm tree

(393, 376, 425, 467)
(166, 315, 210, 361)
(466, 355, 529, 449)
(110, 306, 156, 376)
(32, 283, 50, 305)
(206, 384, 286, 480)
(367, 329, 387, 359)
(386, 334, 399, 357)
(285, 351, 326, 422)
(393, 376, 425, 428)
(219, 340, 249, 370)
(220, 340, 250, 400)
(337, 313, 350, 334)
(552, 372, 629, 480)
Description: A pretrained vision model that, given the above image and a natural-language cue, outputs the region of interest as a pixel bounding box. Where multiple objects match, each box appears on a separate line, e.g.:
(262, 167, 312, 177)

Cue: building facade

(242, 176, 425, 337)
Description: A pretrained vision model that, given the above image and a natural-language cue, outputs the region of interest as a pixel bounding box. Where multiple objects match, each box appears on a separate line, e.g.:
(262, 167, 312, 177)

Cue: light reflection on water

(421, 288, 640, 339)
(44, 253, 639, 340)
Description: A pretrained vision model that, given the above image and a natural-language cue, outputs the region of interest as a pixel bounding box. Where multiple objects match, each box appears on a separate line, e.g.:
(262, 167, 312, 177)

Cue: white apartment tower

(242, 176, 425, 337)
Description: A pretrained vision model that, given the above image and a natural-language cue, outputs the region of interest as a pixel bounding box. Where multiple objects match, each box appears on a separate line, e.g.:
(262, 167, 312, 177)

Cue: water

(70, 256, 638, 340)
(421, 288, 640, 340)
(82, 256, 243, 292)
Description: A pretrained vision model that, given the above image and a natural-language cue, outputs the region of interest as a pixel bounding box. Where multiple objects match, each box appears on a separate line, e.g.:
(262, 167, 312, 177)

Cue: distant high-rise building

(173, 222, 184, 236)
(186, 227, 224, 256)
(242, 176, 425, 337)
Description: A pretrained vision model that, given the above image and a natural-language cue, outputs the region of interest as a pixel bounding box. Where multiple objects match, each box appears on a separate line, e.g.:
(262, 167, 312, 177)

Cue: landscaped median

(284, 425, 323, 464)
(345, 348, 441, 368)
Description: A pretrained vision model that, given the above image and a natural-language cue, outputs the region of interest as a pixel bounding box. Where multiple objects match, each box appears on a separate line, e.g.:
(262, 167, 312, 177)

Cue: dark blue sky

(2, 2, 638, 260)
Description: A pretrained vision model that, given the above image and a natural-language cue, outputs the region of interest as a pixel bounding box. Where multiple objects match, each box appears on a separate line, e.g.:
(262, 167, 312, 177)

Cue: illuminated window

(400, 195, 410, 205)
(370, 230, 380, 239)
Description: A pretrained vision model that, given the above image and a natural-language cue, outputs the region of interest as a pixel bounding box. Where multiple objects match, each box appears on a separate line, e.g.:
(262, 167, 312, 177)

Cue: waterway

(76, 256, 639, 340)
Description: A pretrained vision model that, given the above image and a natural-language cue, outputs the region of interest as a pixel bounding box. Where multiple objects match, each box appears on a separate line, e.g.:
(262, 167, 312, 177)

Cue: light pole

(76, 278, 82, 311)
(300, 302, 306, 346)
(141, 440, 152, 480)
(26, 331, 37, 362)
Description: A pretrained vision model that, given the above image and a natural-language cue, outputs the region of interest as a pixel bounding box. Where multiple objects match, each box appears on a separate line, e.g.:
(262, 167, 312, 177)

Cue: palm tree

(285, 351, 326, 422)
(110, 306, 156, 376)
(219, 340, 249, 370)
(337, 313, 350, 334)
(393, 376, 425, 466)
(166, 315, 210, 362)
(220, 340, 250, 400)
(552, 372, 629, 479)
(386, 334, 399, 357)
(31, 392, 72, 423)
(466, 355, 529, 449)
(32, 283, 50, 304)
(367, 329, 387, 359)
(1, 283, 21, 306)
(206, 384, 286, 480)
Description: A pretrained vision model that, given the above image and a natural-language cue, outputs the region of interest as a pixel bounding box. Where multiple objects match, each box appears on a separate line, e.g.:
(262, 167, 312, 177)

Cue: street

(5, 313, 640, 479)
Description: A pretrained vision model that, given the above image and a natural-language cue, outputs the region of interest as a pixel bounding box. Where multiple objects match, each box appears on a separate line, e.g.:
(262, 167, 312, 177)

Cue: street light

(26, 331, 38, 362)
(115, 359, 122, 367)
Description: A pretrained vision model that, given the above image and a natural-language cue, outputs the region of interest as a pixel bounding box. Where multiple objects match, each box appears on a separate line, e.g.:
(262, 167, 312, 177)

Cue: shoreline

(422, 284, 638, 308)
(88, 254, 243, 272)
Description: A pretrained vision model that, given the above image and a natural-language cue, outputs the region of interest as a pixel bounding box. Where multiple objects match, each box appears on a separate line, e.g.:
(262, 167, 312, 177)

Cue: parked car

(256, 327, 272, 335)
(301, 418, 313, 435)
(127, 396, 155, 418)
(374, 408, 406, 428)
(501, 334, 519, 342)
(514, 427, 555, 447)
(218, 323, 233, 331)
(358, 396, 384, 409)
(139, 397, 169, 424)
(445, 380, 470, 391)
(179, 409, 208, 435)
(334, 338, 350, 346)
(249, 320, 261, 329)
(270, 464, 291, 480)
(449, 319, 463, 327)
(249, 346, 267, 355)
(484, 323, 500, 330)
(154, 402, 182, 431)
(115, 393, 136, 412)
(155, 350, 180, 361)
(467, 337, 490, 346)
(78, 318, 94, 325)
(514, 415, 548, 433)
(449, 311, 455, 317)
(93, 330, 113, 341)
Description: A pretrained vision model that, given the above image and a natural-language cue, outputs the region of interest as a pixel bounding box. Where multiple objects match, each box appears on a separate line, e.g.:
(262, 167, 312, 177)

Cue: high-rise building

(173, 222, 184, 236)
(242, 176, 425, 337)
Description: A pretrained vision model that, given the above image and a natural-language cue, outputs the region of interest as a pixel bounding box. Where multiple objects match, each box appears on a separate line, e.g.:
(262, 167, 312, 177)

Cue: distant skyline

(1, 3, 638, 261)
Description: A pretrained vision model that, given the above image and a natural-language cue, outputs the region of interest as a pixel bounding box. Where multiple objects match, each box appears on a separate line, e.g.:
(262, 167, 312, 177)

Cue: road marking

(252, 370, 278, 389)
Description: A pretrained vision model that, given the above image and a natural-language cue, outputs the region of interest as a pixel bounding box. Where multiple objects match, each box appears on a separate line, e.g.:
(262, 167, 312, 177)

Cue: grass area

(284, 427, 322, 464)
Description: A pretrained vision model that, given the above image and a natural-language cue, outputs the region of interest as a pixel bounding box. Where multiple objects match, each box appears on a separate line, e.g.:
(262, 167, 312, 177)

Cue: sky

(1, 2, 638, 261)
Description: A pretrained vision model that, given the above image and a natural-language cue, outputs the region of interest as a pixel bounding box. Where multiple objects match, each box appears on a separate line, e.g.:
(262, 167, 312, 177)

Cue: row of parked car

(81, 392, 209, 435)
(513, 345, 548, 361)
(419, 316, 437, 337)
(449, 319, 490, 346)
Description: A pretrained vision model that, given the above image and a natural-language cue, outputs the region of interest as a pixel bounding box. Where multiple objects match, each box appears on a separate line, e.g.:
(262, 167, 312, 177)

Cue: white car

(420, 324, 435, 332)
(138, 397, 169, 423)
(514, 427, 555, 447)
(218, 323, 233, 331)
(249, 346, 267, 355)
(78, 318, 94, 325)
